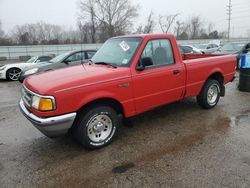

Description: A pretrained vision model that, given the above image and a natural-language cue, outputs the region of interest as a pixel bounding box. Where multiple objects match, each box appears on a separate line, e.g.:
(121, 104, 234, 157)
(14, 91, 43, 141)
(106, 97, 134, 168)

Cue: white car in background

(179, 45, 204, 54)
(194, 43, 220, 54)
(0, 56, 52, 81)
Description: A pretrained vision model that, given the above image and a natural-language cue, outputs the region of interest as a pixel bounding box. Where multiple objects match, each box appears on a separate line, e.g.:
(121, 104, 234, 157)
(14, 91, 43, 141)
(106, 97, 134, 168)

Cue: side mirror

(137, 57, 153, 71)
(63, 59, 71, 64)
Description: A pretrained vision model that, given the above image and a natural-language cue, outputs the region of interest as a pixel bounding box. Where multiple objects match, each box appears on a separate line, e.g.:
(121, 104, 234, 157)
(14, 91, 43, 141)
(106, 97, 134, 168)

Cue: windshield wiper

(94, 62, 117, 68)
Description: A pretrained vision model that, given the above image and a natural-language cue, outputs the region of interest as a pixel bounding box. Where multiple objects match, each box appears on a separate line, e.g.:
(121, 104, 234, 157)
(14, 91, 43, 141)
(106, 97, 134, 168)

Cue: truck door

(131, 39, 185, 114)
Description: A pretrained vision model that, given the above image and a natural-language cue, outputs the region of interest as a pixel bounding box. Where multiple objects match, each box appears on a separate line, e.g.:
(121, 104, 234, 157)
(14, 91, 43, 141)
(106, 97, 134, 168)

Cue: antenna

(227, 0, 232, 40)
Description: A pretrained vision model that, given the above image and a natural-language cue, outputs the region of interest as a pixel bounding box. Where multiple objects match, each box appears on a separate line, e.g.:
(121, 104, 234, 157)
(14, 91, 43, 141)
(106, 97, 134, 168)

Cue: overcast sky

(0, 0, 249, 37)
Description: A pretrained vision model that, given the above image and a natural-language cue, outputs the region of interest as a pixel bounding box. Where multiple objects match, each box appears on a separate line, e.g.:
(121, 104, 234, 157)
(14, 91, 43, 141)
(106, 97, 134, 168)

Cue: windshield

(26, 57, 37, 63)
(50, 53, 70, 63)
(219, 43, 244, 52)
(91, 37, 142, 67)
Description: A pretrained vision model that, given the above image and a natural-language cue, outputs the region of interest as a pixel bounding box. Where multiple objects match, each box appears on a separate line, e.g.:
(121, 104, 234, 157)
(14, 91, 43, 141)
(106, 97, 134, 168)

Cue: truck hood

(24, 64, 131, 95)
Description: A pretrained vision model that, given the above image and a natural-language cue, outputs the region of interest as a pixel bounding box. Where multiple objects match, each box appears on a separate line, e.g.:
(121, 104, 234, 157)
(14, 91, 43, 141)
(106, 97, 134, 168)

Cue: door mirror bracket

(136, 57, 153, 71)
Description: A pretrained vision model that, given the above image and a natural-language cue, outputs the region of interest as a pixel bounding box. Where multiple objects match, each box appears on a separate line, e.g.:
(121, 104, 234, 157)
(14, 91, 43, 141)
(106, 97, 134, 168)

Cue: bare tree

(96, 0, 138, 38)
(174, 20, 185, 39)
(187, 15, 202, 39)
(0, 21, 12, 45)
(10, 22, 69, 45)
(208, 30, 219, 39)
(135, 11, 155, 34)
(78, 0, 139, 42)
(159, 14, 179, 33)
(143, 11, 155, 34)
(0, 20, 4, 38)
(79, 0, 97, 43)
(218, 31, 228, 39)
(77, 21, 93, 43)
(207, 22, 214, 34)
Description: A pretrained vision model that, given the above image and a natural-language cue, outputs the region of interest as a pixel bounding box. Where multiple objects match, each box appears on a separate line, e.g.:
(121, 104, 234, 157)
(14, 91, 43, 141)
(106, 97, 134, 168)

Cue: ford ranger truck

(19, 34, 236, 149)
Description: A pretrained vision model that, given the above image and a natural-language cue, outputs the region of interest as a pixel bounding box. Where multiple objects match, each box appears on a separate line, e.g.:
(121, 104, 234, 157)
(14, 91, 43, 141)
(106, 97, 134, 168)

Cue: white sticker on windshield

(122, 59, 128, 64)
(120, 41, 130, 52)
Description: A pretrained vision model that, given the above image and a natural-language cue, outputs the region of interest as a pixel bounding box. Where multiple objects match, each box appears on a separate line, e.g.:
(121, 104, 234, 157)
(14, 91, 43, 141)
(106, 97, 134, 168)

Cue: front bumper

(0, 70, 6, 79)
(19, 99, 76, 137)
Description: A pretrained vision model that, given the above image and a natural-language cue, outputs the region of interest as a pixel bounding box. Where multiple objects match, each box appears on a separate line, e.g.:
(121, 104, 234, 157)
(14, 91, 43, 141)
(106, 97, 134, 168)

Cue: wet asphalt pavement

(0, 76, 250, 188)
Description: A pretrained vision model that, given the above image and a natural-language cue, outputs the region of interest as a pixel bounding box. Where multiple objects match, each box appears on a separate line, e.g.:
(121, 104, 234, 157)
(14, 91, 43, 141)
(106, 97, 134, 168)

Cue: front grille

(22, 87, 33, 107)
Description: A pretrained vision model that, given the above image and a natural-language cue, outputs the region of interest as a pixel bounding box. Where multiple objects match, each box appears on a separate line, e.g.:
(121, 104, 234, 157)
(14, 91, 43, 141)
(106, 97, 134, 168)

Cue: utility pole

(227, 0, 232, 40)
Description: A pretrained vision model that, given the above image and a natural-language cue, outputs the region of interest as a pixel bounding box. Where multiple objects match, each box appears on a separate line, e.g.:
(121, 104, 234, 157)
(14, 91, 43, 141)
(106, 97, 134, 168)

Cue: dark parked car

(213, 42, 244, 55)
(19, 50, 97, 83)
(213, 42, 250, 68)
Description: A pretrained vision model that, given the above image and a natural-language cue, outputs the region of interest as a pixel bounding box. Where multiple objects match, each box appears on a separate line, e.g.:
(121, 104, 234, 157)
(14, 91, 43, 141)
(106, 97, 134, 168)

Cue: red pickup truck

(19, 34, 236, 149)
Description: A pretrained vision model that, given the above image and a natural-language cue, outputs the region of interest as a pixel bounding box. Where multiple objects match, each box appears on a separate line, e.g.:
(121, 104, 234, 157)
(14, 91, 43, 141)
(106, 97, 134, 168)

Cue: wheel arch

(6, 67, 22, 72)
(206, 72, 224, 86)
(198, 71, 225, 97)
(77, 98, 125, 117)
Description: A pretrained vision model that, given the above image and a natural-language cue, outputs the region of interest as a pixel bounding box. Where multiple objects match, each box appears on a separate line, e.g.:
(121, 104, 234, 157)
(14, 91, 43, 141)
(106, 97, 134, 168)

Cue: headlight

(0, 66, 6, 71)
(24, 68, 38, 76)
(31, 95, 55, 111)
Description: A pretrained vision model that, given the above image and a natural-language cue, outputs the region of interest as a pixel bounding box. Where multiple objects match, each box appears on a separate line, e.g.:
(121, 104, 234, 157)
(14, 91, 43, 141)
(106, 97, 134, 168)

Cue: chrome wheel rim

(8, 69, 21, 81)
(207, 84, 219, 105)
(87, 114, 112, 143)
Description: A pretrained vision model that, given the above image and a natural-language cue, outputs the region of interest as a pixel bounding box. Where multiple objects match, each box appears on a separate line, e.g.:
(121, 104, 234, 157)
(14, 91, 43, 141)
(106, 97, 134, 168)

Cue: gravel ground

(0, 76, 250, 188)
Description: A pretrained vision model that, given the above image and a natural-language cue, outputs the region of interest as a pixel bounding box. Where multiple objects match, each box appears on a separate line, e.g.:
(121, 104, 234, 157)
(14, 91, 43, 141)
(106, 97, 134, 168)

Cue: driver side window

(141, 39, 174, 68)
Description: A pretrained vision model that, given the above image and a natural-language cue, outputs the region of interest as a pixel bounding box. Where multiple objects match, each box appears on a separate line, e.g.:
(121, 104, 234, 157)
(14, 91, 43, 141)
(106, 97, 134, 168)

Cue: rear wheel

(73, 105, 119, 149)
(6, 68, 21, 81)
(197, 79, 221, 109)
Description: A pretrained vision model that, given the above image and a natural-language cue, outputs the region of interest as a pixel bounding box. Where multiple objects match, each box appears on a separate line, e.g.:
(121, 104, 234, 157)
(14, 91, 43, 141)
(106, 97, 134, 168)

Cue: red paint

(23, 34, 236, 118)
(182, 53, 223, 60)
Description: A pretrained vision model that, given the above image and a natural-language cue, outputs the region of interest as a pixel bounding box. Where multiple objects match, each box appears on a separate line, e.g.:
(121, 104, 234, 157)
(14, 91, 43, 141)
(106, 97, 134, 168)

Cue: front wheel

(6, 68, 21, 81)
(197, 79, 221, 109)
(73, 105, 119, 149)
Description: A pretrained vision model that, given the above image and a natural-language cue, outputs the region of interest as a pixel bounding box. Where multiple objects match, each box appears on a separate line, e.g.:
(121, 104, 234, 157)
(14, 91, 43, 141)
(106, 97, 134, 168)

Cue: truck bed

(183, 54, 237, 98)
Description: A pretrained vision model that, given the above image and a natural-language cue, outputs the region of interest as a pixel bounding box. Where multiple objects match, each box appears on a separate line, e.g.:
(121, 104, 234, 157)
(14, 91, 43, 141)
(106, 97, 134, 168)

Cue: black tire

(73, 105, 119, 149)
(197, 79, 221, 109)
(6, 68, 21, 81)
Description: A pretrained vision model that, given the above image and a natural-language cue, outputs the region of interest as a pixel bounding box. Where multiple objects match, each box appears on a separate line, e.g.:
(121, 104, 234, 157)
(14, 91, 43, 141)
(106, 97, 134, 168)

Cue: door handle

(173, 70, 181, 75)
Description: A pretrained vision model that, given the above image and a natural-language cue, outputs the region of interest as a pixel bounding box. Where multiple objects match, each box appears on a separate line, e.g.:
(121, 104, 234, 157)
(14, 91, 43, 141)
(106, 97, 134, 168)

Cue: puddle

(242, 156, 250, 166)
(230, 113, 250, 127)
(0, 117, 6, 121)
(112, 163, 135, 174)
(133, 132, 206, 165)
(214, 116, 231, 130)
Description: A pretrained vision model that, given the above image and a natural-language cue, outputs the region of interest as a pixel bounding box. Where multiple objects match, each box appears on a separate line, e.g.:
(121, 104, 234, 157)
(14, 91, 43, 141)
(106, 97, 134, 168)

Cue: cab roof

(112, 33, 174, 39)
